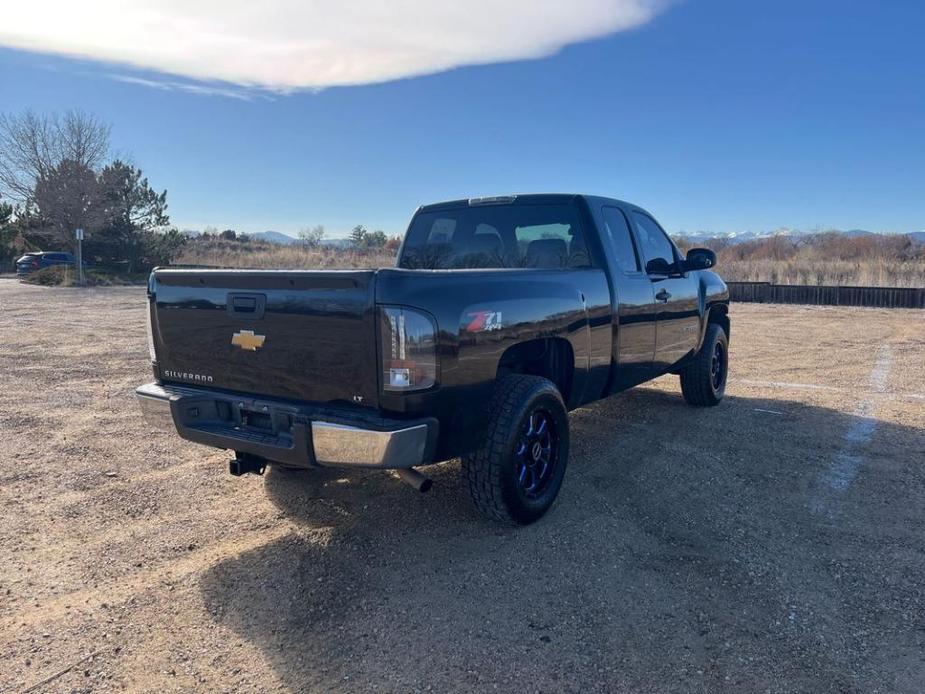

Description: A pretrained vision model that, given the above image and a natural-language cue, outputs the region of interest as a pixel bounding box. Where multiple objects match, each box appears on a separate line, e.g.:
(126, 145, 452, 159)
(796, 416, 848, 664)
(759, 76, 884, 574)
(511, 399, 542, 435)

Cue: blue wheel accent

(513, 408, 558, 499)
(711, 342, 725, 391)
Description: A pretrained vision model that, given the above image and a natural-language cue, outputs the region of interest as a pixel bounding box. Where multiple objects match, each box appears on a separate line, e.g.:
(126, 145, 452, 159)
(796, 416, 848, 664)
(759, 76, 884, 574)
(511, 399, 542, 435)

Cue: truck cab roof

(417, 193, 642, 215)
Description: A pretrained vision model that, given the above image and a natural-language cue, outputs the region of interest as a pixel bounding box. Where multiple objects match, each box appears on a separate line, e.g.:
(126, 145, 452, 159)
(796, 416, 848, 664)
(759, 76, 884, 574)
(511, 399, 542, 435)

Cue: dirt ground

(1, 277, 924, 693)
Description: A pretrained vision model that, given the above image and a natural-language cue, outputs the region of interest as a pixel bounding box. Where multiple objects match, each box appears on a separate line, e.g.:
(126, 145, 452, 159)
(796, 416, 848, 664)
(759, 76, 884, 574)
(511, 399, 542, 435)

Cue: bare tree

(60, 110, 110, 170)
(0, 109, 110, 202)
(32, 160, 106, 251)
(298, 224, 325, 247)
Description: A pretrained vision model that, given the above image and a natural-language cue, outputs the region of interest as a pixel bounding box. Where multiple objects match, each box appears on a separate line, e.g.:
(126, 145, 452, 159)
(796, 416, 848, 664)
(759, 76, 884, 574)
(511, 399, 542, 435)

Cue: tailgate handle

(227, 293, 266, 320)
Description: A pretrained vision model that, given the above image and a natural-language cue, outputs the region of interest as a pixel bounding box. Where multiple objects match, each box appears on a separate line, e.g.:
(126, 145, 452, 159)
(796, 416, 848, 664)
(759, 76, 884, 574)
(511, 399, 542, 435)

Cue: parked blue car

(15, 251, 78, 277)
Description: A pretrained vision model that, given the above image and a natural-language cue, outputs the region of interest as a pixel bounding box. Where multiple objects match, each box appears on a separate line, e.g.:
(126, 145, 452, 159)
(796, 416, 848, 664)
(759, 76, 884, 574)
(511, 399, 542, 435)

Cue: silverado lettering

(162, 370, 214, 382)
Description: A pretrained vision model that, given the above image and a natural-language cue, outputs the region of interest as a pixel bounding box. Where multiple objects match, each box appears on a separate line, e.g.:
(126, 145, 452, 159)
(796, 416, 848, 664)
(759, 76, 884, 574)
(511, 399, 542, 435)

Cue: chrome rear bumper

(310, 421, 430, 467)
(135, 382, 436, 469)
(137, 383, 176, 430)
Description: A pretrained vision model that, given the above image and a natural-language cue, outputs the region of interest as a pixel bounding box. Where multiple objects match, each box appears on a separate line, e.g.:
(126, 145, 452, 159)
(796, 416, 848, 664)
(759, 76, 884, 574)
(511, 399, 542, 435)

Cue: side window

(631, 212, 676, 270)
(600, 206, 640, 272)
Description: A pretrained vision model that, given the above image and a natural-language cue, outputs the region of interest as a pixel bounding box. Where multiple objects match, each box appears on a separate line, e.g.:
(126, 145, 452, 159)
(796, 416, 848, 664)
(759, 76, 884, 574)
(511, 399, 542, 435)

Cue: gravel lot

(1, 277, 923, 693)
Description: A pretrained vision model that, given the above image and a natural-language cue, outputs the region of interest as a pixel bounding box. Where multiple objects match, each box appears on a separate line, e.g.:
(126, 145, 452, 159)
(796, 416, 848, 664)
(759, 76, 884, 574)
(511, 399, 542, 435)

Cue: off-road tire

(461, 375, 569, 524)
(680, 323, 728, 406)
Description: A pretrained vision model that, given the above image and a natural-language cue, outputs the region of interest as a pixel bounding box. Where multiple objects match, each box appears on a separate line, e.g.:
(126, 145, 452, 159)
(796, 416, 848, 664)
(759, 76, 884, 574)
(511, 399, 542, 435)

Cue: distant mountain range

(181, 229, 350, 246)
(677, 228, 925, 245)
(180, 227, 924, 247)
(251, 230, 298, 245)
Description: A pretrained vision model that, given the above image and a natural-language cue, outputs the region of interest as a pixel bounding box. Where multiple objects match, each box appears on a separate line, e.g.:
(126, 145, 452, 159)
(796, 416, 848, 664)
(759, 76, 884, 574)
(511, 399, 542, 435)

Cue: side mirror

(645, 257, 675, 275)
(684, 248, 716, 271)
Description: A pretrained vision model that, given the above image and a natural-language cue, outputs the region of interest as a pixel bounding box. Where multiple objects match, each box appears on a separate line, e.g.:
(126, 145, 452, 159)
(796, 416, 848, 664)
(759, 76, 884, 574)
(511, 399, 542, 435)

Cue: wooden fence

(727, 282, 925, 309)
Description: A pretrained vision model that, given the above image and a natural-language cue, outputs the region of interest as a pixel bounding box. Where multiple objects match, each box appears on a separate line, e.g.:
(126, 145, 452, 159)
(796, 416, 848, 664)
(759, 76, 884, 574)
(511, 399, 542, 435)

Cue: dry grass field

(1, 277, 924, 693)
(721, 258, 925, 287)
(174, 241, 394, 270)
(680, 233, 925, 287)
(174, 238, 925, 288)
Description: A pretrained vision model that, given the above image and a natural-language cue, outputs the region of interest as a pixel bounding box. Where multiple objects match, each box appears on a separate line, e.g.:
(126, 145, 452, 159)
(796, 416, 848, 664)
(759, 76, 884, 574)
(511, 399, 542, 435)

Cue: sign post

(75, 228, 85, 286)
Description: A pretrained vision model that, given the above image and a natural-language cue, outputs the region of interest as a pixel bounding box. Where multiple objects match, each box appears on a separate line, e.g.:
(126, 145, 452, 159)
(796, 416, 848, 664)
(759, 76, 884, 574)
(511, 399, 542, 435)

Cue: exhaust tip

(396, 467, 433, 493)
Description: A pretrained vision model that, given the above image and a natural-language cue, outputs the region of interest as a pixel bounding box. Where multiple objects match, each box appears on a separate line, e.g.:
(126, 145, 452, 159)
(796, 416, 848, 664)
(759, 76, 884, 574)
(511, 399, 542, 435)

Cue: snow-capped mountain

(675, 228, 813, 244)
(674, 228, 917, 244)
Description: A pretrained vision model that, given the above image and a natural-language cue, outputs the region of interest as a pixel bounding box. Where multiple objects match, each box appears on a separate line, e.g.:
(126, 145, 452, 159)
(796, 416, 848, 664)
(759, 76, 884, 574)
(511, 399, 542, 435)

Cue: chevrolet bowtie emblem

(231, 329, 266, 351)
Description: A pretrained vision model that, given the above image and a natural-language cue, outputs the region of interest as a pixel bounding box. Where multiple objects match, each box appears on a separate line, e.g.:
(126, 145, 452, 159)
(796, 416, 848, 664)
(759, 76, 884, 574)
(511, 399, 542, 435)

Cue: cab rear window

(399, 204, 591, 270)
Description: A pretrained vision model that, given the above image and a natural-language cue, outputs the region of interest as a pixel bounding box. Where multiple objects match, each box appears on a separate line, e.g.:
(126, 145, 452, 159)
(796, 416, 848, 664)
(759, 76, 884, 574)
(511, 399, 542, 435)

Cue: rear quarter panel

(376, 267, 611, 459)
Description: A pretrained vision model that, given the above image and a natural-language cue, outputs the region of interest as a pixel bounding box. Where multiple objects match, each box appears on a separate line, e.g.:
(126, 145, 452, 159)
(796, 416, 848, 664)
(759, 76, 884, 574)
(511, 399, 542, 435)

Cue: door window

(632, 212, 676, 271)
(600, 206, 640, 272)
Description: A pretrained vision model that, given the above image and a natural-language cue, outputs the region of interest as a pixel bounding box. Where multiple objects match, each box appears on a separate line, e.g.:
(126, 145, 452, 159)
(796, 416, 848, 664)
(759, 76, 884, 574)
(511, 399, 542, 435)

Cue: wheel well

(709, 304, 730, 342)
(496, 338, 574, 402)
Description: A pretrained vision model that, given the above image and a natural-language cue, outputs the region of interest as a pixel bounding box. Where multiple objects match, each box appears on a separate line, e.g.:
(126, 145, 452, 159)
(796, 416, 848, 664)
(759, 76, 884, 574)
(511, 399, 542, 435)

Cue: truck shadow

(199, 387, 924, 693)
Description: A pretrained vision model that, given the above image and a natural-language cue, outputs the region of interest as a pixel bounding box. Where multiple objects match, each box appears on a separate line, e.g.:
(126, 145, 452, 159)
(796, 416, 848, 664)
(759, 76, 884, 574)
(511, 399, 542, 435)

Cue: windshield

(398, 203, 591, 270)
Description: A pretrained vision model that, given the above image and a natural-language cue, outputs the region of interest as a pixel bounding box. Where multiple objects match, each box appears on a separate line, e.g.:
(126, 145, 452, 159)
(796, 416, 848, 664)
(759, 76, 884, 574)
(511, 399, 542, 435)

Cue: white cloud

(107, 74, 264, 101)
(1, 1, 666, 92)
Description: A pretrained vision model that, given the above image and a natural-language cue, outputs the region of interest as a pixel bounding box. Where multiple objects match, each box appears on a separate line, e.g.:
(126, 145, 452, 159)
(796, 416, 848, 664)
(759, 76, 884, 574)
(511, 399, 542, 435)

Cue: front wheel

(462, 375, 569, 524)
(679, 323, 728, 406)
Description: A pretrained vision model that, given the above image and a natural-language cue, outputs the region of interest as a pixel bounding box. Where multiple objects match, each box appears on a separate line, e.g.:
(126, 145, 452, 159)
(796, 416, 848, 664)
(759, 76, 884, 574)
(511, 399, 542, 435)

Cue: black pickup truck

(137, 194, 729, 524)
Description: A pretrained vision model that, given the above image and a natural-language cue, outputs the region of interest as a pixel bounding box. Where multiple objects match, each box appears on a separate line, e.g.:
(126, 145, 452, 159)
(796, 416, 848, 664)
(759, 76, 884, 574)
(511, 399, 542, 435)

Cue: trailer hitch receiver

(229, 452, 267, 476)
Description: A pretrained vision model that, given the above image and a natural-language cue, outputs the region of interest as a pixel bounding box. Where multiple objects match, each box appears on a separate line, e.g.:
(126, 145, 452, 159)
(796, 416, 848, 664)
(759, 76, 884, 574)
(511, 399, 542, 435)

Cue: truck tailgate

(149, 269, 379, 407)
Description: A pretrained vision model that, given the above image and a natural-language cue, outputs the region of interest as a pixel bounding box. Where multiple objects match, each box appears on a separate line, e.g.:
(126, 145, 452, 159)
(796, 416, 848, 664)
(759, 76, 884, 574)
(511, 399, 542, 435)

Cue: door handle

(655, 289, 671, 303)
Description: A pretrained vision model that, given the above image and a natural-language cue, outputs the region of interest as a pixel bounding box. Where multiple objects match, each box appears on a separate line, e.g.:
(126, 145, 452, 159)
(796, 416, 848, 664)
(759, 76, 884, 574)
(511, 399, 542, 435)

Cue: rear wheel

(462, 375, 569, 524)
(679, 323, 728, 406)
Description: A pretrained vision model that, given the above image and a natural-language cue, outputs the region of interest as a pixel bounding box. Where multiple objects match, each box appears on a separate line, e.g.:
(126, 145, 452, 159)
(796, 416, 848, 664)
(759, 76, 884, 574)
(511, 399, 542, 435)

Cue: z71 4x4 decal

(464, 310, 503, 332)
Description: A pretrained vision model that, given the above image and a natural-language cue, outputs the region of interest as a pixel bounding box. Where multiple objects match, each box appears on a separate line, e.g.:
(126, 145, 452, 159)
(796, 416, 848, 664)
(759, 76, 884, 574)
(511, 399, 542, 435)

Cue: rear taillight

(145, 300, 157, 363)
(31, 260, 39, 269)
(379, 306, 437, 392)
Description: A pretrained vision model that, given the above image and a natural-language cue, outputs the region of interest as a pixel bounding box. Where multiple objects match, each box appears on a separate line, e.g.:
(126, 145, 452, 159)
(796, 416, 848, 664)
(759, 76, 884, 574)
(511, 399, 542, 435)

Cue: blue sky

(1, 0, 923, 237)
